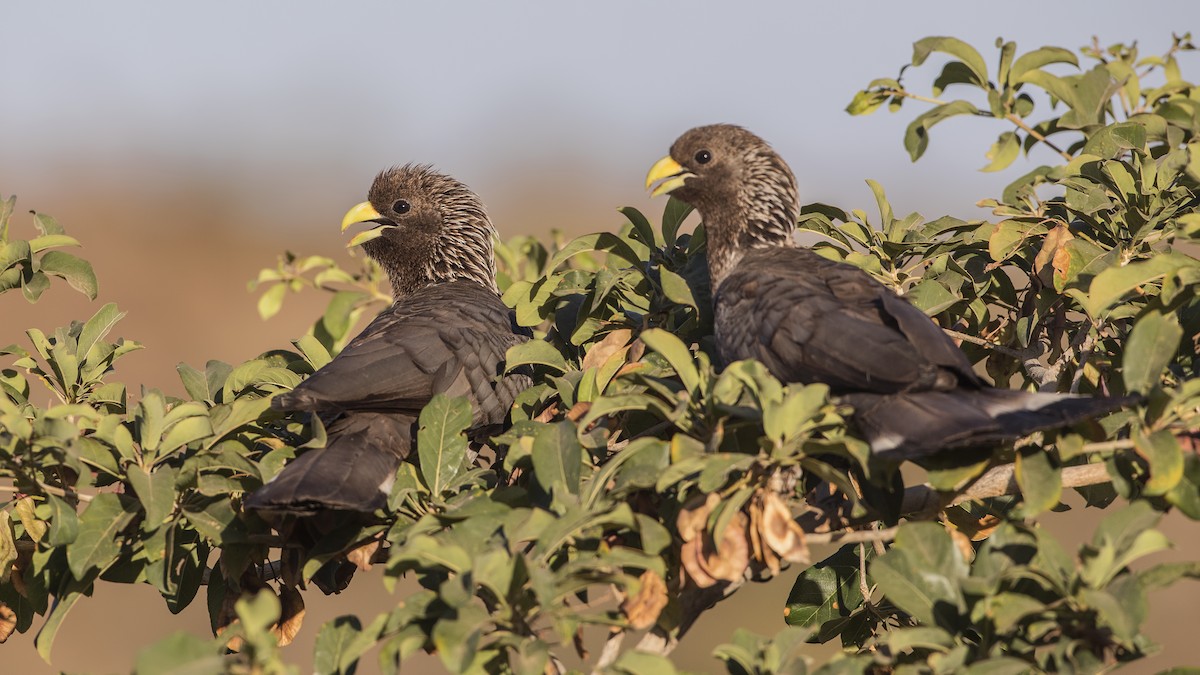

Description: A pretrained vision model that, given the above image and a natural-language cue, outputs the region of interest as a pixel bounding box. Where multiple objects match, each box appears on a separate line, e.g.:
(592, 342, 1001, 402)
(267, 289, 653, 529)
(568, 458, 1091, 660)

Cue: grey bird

(246, 165, 531, 513)
(645, 124, 1127, 460)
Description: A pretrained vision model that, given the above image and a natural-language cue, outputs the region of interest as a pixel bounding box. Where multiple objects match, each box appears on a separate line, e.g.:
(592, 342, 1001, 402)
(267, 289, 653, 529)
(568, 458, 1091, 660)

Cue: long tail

(844, 389, 1134, 461)
(245, 412, 414, 514)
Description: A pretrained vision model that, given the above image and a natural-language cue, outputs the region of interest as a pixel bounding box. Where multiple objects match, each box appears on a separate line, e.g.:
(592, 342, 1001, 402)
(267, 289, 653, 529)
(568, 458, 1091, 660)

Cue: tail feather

(844, 389, 1134, 461)
(245, 412, 414, 514)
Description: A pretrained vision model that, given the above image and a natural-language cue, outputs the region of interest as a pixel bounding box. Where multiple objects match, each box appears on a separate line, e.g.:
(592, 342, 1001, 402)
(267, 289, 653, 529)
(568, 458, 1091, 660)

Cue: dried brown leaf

(581, 329, 633, 371)
(346, 539, 381, 572)
(566, 401, 592, 423)
(0, 602, 15, 643)
(533, 402, 561, 424)
(1035, 224, 1074, 287)
(679, 536, 718, 588)
(761, 493, 808, 564)
(676, 493, 718, 543)
(273, 586, 305, 647)
(949, 527, 975, 563)
(700, 511, 751, 582)
(621, 570, 669, 630)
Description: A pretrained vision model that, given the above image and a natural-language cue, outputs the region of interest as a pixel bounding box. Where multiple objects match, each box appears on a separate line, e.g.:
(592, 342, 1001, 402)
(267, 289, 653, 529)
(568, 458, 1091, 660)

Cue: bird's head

(645, 124, 799, 253)
(342, 164, 498, 297)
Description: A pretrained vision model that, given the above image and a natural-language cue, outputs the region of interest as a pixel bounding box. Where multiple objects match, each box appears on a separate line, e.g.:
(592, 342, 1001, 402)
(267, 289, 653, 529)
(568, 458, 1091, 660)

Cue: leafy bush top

(2, 34, 1199, 675)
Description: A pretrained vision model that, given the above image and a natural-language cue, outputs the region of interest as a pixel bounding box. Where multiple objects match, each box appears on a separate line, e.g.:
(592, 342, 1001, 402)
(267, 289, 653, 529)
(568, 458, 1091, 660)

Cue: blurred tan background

(3, 2, 1198, 672)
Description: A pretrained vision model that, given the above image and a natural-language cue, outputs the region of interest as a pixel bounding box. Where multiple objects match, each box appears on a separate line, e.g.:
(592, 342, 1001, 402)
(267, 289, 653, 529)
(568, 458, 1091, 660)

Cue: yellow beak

(341, 201, 382, 232)
(645, 155, 692, 197)
(341, 201, 391, 248)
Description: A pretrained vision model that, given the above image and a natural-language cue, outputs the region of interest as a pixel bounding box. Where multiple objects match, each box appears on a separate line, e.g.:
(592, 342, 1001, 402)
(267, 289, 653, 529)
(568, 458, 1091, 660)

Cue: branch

(806, 526, 899, 546)
(875, 88, 1074, 161)
(901, 461, 1112, 517)
(1003, 113, 1073, 161)
(0, 483, 93, 503)
(591, 629, 626, 674)
(943, 328, 1026, 360)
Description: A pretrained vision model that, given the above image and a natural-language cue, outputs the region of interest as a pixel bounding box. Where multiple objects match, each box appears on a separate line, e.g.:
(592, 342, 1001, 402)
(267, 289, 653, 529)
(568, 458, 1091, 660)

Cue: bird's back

(714, 247, 981, 394)
(275, 279, 532, 430)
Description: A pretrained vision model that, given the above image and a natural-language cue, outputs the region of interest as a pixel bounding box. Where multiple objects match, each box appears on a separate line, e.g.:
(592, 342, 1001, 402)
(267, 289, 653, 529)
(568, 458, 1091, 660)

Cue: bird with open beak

(246, 164, 530, 515)
(646, 124, 1129, 460)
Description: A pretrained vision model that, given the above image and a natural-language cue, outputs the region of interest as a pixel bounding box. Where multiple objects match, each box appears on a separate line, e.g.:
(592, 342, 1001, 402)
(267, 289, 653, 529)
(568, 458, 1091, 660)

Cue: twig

(943, 329, 1026, 360)
(876, 88, 1074, 161)
(1069, 329, 1099, 395)
(0, 483, 93, 503)
(1076, 439, 1135, 454)
(591, 629, 626, 674)
(1003, 113, 1073, 161)
(806, 526, 900, 546)
(1039, 322, 1094, 391)
(901, 461, 1112, 517)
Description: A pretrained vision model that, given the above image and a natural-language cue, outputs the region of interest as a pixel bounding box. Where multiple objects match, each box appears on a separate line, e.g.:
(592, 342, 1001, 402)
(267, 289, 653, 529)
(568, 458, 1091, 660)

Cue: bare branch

(943, 329, 1026, 360)
(591, 629, 626, 674)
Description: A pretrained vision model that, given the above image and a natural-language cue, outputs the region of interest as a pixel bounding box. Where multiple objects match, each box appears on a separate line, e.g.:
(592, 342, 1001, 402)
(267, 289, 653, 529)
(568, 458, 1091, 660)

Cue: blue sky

(2, 2, 1196, 231)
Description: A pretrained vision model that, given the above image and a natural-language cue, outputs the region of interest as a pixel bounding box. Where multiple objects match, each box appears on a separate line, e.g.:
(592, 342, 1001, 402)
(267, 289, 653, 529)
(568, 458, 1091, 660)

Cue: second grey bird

(645, 124, 1127, 460)
(246, 165, 531, 513)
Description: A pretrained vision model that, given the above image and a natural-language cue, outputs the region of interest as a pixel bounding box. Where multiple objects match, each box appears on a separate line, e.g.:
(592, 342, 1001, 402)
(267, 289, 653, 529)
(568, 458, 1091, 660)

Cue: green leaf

(547, 231, 645, 272)
(1077, 252, 1200, 317)
(785, 544, 865, 638)
(904, 100, 980, 162)
(416, 394, 473, 494)
(981, 131, 1020, 172)
(67, 493, 138, 578)
(431, 605, 486, 673)
(505, 340, 568, 373)
(638, 328, 700, 393)
(32, 211, 66, 236)
(1122, 309, 1182, 394)
(176, 363, 208, 401)
(531, 421, 582, 496)
(35, 575, 92, 663)
(27, 234, 81, 253)
(1008, 46, 1079, 82)
(256, 283, 287, 320)
(22, 270, 50, 302)
(320, 290, 366, 343)
(912, 37, 990, 87)
(45, 494, 79, 547)
(206, 397, 273, 448)
(905, 279, 959, 316)
(659, 267, 697, 309)
(871, 522, 966, 626)
(1081, 122, 1147, 159)
(609, 650, 680, 675)
(0, 516, 17, 583)
(160, 415, 214, 453)
(620, 206, 661, 248)
(75, 302, 124, 363)
(38, 250, 98, 299)
(134, 631, 223, 675)
(662, 197, 694, 246)
(1015, 447, 1061, 516)
(314, 615, 365, 675)
(1134, 428, 1183, 496)
(127, 465, 178, 530)
(846, 89, 890, 116)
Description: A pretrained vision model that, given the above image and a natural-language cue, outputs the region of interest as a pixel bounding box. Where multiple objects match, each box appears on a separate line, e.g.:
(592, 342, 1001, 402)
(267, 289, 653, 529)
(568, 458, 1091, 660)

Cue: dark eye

(694, 150, 712, 165)
(392, 199, 411, 214)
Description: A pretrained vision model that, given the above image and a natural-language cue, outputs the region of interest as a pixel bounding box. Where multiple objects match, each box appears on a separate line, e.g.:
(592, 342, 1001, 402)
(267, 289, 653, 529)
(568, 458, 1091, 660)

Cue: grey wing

(715, 248, 980, 394)
(274, 310, 456, 414)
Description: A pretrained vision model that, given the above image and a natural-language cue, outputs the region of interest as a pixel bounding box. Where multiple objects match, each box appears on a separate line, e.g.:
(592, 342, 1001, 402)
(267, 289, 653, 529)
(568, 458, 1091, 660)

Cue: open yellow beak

(341, 201, 392, 248)
(645, 156, 692, 197)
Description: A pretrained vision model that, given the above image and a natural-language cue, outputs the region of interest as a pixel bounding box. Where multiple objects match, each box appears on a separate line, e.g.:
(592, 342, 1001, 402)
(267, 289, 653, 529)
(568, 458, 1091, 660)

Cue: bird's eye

(694, 150, 712, 165)
(393, 199, 411, 214)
